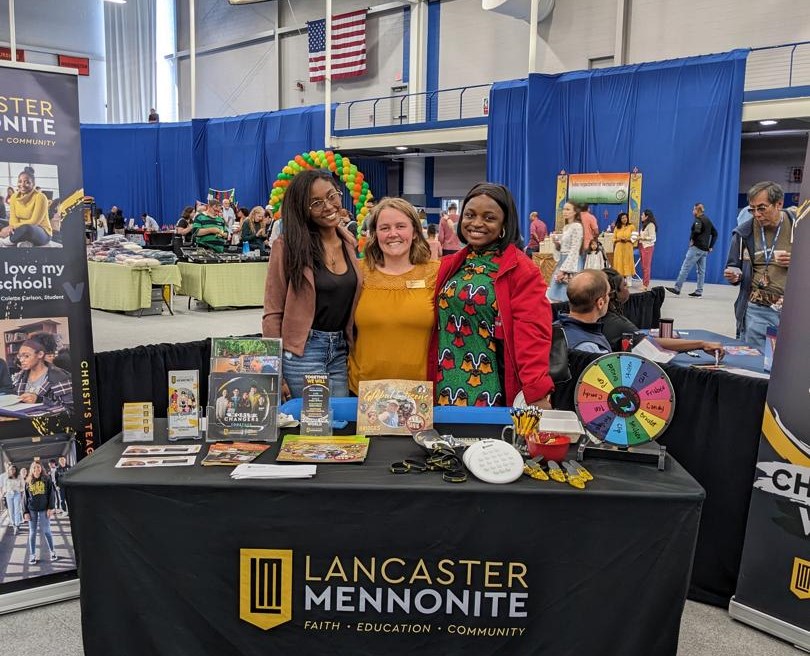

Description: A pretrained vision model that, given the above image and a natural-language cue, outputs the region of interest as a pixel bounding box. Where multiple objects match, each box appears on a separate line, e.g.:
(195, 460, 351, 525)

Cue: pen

(714, 350, 719, 367)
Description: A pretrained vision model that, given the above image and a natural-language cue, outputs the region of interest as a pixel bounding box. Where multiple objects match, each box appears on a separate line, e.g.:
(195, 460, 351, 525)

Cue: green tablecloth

(176, 261, 267, 308)
(88, 261, 181, 312)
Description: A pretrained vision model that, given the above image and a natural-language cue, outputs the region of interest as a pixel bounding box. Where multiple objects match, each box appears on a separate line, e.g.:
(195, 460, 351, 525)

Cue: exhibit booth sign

(0, 61, 98, 613)
(729, 203, 810, 650)
(554, 170, 642, 231)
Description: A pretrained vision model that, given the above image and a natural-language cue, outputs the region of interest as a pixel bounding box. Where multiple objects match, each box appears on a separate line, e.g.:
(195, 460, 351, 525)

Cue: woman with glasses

(263, 169, 362, 400)
(12, 337, 74, 415)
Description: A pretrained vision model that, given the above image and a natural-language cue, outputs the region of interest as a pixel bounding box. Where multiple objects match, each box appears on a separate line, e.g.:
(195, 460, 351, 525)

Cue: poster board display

(0, 62, 98, 607)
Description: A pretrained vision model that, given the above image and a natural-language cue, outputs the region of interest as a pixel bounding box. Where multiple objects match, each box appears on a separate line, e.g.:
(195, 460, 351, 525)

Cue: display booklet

(276, 435, 370, 463)
(301, 374, 331, 436)
(122, 444, 202, 456)
(206, 372, 280, 442)
(210, 337, 282, 375)
(201, 441, 271, 466)
(122, 402, 155, 442)
(115, 455, 197, 468)
(356, 380, 433, 435)
(168, 370, 201, 440)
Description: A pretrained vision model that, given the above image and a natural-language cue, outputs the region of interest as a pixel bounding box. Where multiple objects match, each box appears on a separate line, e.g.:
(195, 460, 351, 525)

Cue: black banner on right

(730, 208, 810, 649)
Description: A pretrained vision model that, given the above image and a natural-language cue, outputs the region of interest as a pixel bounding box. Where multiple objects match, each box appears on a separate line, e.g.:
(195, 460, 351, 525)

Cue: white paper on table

(632, 336, 676, 363)
(230, 463, 316, 479)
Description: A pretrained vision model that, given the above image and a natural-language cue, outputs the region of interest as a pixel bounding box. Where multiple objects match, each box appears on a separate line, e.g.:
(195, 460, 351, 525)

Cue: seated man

(192, 199, 228, 253)
(601, 268, 724, 357)
(558, 270, 612, 354)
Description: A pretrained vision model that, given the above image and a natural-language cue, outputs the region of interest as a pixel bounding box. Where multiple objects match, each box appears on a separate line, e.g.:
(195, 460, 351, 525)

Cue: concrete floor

(1, 282, 804, 655)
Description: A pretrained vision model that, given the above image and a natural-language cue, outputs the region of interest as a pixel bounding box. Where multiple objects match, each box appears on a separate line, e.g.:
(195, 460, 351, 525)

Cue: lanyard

(759, 215, 783, 267)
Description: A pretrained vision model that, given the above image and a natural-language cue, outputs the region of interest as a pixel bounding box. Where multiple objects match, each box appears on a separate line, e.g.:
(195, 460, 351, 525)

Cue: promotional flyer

(0, 63, 97, 597)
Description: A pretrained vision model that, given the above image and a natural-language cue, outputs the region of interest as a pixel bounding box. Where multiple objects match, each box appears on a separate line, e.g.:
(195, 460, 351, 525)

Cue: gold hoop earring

(499, 228, 506, 239)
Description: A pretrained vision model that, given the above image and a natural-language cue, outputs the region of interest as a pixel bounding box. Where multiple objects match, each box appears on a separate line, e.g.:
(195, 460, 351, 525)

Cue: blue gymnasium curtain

(81, 124, 161, 224)
(522, 50, 748, 283)
(155, 121, 194, 223)
(81, 105, 327, 223)
(262, 105, 325, 207)
(204, 112, 269, 209)
(486, 79, 530, 239)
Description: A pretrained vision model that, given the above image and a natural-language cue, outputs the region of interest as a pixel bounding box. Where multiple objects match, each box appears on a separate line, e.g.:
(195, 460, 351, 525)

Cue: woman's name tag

(406, 279, 426, 289)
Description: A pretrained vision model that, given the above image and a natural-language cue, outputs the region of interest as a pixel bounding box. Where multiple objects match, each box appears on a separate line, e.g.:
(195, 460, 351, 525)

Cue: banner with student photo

(730, 208, 810, 649)
(0, 63, 98, 603)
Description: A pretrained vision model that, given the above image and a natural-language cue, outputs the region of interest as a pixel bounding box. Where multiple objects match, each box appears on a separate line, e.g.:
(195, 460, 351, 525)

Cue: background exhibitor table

(64, 424, 703, 656)
(87, 261, 181, 313)
(177, 261, 266, 308)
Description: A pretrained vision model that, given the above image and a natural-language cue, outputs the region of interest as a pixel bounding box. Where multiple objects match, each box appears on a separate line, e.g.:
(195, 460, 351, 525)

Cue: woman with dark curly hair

(262, 169, 362, 399)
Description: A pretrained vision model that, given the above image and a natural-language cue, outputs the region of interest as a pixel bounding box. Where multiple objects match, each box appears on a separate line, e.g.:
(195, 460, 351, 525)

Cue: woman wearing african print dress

(428, 183, 555, 408)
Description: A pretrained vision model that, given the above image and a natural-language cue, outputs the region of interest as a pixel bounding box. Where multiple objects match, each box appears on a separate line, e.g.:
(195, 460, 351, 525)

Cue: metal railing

(746, 40, 810, 91)
(333, 83, 492, 132)
(332, 42, 810, 134)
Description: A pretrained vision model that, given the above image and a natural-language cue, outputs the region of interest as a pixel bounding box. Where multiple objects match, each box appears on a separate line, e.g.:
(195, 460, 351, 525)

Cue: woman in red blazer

(428, 183, 554, 408)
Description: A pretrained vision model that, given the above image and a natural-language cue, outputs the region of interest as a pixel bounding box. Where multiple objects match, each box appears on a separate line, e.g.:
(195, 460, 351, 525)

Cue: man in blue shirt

(559, 270, 612, 354)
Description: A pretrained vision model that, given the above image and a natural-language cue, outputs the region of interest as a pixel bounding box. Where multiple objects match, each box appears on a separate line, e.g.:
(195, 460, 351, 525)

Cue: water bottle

(242, 241, 250, 256)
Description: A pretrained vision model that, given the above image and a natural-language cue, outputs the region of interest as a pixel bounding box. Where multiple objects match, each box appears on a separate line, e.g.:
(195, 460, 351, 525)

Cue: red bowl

(526, 434, 571, 461)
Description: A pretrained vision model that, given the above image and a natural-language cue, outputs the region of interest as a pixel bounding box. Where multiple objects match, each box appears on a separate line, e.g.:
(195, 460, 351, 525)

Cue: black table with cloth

(64, 424, 703, 656)
(553, 350, 768, 606)
(87, 289, 759, 608)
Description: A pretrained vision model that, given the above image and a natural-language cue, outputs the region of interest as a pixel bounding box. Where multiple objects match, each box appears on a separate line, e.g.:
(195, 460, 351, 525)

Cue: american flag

(307, 9, 367, 83)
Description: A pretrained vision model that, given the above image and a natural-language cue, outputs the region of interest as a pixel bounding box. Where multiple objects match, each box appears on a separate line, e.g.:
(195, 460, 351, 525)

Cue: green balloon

(317, 150, 325, 159)
(288, 160, 296, 168)
(277, 173, 285, 180)
(362, 181, 369, 190)
(349, 165, 358, 174)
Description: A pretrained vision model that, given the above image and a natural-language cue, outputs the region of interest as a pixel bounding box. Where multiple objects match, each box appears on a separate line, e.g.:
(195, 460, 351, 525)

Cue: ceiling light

(395, 146, 408, 151)
(759, 120, 778, 126)
(104, 0, 127, 4)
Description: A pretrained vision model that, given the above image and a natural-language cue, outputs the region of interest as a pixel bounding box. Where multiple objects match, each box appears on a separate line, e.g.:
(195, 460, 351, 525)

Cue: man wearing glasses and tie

(724, 181, 794, 346)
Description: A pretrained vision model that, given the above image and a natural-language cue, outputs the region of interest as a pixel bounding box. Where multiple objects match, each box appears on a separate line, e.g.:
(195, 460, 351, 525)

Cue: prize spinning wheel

(574, 353, 675, 447)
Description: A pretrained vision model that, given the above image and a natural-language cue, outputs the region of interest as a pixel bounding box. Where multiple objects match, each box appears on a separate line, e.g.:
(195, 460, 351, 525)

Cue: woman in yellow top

(348, 197, 439, 393)
(611, 212, 636, 284)
(0, 167, 53, 247)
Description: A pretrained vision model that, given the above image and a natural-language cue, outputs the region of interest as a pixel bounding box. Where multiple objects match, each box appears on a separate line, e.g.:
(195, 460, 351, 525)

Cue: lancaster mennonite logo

(790, 557, 810, 601)
(240, 549, 293, 630)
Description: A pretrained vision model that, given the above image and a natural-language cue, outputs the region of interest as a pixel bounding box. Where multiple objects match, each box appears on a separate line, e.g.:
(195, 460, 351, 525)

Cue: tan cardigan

(262, 227, 363, 356)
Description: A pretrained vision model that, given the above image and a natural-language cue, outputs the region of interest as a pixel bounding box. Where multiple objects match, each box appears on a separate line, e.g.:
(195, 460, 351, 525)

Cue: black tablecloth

(65, 425, 702, 656)
(553, 350, 768, 606)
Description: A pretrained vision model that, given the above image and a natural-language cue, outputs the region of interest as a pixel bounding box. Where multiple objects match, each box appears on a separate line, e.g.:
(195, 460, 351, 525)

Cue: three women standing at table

(348, 198, 439, 393)
(637, 209, 657, 291)
(263, 169, 362, 400)
(265, 176, 554, 409)
(612, 212, 636, 285)
(547, 201, 584, 302)
(429, 183, 554, 408)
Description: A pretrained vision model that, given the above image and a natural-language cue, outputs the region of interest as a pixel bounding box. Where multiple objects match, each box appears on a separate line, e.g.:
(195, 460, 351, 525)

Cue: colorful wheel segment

(574, 353, 675, 447)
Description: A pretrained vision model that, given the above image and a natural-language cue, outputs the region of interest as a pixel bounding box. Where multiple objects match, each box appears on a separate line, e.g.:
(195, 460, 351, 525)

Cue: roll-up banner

(0, 63, 98, 611)
(729, 206, 810, 649)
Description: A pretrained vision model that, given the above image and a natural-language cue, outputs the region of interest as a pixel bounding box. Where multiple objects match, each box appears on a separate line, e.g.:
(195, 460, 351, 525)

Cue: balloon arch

(269, 150, 373, 223)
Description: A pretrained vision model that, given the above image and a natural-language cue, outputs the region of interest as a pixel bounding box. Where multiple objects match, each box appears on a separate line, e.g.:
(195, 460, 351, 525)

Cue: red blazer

(427, 244, 554, 405)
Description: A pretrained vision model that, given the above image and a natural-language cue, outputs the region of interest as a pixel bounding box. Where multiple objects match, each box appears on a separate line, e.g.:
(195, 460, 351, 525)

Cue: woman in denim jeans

(263, 169, 363, 399)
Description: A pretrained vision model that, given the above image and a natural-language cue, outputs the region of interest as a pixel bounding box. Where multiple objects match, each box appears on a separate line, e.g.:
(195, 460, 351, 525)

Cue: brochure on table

(206, 338, 282, 442)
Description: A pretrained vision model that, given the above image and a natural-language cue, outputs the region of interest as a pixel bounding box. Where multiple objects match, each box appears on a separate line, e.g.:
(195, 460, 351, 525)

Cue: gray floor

(1, 282, 804, 655)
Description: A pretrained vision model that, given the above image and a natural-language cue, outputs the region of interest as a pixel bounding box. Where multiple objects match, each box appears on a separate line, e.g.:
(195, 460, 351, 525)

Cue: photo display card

(356, 380, 433, 436)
